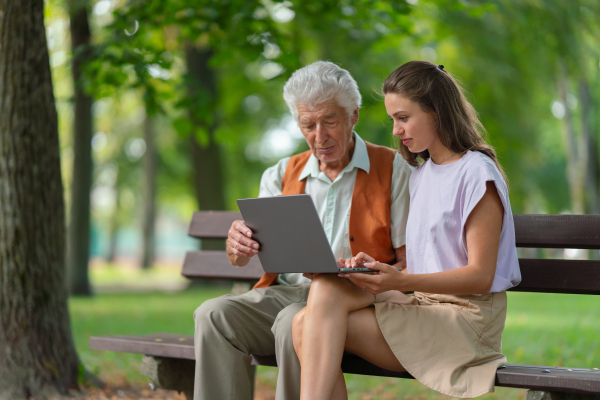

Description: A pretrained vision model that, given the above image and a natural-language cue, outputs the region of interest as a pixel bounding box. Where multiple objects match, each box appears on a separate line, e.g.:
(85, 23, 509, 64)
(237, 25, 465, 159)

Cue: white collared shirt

(258, 133, 411, 285)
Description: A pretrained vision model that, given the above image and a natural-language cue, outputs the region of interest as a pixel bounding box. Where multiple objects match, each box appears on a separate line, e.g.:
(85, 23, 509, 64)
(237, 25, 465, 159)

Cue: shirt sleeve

(460, 157, 509, 252)
(258, 157, 290, 198)
(389, 153, 412, 248)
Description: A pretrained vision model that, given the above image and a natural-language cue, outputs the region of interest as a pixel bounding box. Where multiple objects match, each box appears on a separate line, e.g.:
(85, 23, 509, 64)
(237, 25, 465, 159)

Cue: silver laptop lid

(237, 194, 339, 274)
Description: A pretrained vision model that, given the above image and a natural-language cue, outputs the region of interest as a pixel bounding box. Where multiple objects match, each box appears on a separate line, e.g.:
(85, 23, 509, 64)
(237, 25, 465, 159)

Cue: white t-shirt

(406, 150, 521, 293)
(258, 133, 412, 285)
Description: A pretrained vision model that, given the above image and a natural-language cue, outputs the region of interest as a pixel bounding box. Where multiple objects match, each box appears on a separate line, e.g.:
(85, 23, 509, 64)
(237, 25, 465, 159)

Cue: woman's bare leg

(292, 274, 375, 400)
(344, 307, 405, 371)
(293, 307, 347, 400)
(292, 279, 405, 400)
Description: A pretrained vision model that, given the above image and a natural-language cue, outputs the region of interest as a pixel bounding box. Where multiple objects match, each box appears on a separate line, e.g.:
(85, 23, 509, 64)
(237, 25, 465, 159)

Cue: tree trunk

(557, 69, 585, 214)
(141, 112, 157, 269)
(0, 0, 81, 398)
(580, 80, 599, 214)
(66, 2, 93, 295)
(186, 47, 226, 251)
(106, 185, 120, 263)
(580, 80, 600, 260)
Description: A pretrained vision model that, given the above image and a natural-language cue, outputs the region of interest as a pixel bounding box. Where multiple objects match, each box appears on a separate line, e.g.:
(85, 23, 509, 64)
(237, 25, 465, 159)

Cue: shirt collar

(298, 132, 370, 180)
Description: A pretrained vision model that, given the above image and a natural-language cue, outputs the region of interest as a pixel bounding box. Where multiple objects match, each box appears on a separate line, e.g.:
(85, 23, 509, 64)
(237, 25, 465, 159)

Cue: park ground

(68, 262, 599, 400)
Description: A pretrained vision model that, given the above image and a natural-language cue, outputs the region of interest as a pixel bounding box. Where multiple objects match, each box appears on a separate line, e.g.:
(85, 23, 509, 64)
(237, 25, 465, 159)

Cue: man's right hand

(226, 220, 260, 267)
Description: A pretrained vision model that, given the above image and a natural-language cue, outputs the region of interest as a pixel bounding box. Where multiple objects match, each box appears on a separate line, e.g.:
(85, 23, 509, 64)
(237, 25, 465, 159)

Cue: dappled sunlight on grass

(89, 259, 190, 292)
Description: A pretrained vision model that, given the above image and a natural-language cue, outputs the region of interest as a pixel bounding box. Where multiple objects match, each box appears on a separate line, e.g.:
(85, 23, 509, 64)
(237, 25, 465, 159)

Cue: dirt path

(55, 383, 276, 400)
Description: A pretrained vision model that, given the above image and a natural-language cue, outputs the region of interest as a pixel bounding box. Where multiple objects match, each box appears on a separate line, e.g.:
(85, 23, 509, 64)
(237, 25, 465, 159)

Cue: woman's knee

(309, 274, 351, 308)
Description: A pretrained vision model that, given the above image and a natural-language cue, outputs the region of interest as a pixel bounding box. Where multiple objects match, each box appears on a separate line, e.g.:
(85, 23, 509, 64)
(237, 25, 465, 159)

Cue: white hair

(283, 61, 362, 121)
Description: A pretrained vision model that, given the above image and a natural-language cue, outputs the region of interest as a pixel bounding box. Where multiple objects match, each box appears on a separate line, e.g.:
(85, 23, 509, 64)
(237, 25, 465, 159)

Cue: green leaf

(173, 118, 193, 138)
(195, 126, 210, 148)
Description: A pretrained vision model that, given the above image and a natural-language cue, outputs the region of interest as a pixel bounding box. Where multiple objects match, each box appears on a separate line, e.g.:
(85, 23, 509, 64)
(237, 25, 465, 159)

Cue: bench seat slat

(90, 333, 195, 360)
(188, 212, 600, 250)
(90, 334, 600, 393)
(496, 364, 600, 394)
(514, 215, 600, 249)
(182, 252, 600, 294)
(182, 251, 264, 281)
(188, 211, 242, 239)
(510, 259, 600, 295)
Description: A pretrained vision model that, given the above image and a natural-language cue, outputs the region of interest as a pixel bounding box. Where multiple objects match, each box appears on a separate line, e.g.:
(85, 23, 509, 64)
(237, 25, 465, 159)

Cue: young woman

(291, 61, 521, 399)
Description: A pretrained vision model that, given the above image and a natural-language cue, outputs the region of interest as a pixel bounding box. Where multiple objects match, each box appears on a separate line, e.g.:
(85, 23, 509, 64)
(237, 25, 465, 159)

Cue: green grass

(71, 289, 600, 398)
(71, 286, 231, 384)
(89, 262, 189, 291)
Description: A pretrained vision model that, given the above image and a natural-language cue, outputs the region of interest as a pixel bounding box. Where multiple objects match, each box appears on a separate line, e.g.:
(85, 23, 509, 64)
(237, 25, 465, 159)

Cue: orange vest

(253, 141, 397, 289)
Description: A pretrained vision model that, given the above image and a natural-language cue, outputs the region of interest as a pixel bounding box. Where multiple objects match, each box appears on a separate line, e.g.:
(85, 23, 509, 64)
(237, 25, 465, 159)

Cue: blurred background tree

(45, 0, 600, 292)
(67, 0, 95, 296)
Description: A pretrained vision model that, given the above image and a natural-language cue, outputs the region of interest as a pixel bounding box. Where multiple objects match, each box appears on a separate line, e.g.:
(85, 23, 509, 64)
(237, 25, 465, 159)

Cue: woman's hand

(343, 252, 375, 268)
(339, 257, 406, 295)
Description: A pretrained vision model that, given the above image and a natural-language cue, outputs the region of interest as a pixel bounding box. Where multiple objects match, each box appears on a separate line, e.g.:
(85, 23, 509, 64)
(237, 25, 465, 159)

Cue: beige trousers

(193, 283, 310, 400)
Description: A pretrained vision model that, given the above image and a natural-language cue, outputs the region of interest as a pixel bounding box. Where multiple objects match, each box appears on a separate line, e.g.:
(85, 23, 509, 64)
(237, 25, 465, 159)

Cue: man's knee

(194, 295, 237, 335)
(272, 302, 305, 344)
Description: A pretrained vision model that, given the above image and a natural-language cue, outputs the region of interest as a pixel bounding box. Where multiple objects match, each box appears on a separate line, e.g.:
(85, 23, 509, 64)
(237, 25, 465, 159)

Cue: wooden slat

(90, 333, 195, 360)
(187, 212, 600, 249)
(90, 333, 274, 366)
(515, 215, 600, 249)
(182, 253, 600, 294)
(188, 211, 241, 239)
(509, 259, 600, 295)
(188, 212, 600, 249)
(91, 334, 600, 394)
(340, 353, 414, 379)
(496, 364, 600, 394)
(181, 251, 264, 281)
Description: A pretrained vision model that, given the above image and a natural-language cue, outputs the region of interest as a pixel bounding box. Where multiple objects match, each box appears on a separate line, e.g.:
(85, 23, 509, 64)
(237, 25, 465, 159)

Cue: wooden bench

(90, 212, 600, 400)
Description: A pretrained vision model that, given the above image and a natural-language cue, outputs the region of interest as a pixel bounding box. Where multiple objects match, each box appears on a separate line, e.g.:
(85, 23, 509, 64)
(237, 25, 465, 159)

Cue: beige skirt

(374, 291, 508, 399)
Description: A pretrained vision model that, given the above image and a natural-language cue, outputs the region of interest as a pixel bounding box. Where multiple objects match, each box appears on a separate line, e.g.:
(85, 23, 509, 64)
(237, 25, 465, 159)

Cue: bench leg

(527, 390, 600, 400)
(141, 355, 259, 400)
(141, 356, 195, 400)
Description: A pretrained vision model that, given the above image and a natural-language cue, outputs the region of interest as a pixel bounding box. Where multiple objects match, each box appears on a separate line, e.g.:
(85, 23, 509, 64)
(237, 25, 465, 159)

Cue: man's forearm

(393, 245, 407, 271)
(392, 258, 406, 271)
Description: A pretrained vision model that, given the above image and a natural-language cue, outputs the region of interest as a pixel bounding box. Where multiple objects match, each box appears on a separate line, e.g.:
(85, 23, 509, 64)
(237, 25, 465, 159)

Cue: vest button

(350, 236, 354, 241)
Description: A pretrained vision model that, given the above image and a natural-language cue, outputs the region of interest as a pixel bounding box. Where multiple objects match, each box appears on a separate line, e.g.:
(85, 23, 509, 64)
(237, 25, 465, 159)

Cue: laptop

(237, 194, 402, 274)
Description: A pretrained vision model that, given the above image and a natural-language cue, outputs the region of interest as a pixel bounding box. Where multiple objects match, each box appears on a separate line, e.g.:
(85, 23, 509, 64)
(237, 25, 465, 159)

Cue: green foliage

(172, 117, 192, 138)
(47, 0, 600, 259)
(84, 0, 418, 127)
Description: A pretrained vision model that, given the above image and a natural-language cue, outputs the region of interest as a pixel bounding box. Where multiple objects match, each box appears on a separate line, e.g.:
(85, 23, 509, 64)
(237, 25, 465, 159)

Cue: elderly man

(193, 61, 411, 400)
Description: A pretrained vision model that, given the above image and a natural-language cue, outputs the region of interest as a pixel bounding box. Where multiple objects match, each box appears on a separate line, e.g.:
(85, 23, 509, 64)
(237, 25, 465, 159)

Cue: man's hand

(226, 220, 259, 267)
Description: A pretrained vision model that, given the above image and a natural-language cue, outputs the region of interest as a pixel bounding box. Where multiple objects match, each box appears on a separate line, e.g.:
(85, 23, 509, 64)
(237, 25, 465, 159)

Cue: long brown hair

(382, 61, 508, 186)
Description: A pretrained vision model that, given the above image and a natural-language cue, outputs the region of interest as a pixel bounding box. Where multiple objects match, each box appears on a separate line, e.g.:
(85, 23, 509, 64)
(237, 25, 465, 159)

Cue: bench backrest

(182, 212, 600, 295)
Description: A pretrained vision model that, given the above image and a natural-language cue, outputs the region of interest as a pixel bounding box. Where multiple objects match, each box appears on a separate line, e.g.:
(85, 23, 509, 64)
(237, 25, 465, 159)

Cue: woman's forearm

(399, 264, 495, 295)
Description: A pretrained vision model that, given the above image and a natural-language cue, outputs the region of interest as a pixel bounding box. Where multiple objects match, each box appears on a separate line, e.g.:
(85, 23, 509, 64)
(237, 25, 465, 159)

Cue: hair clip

(438, 65, 445, 71)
